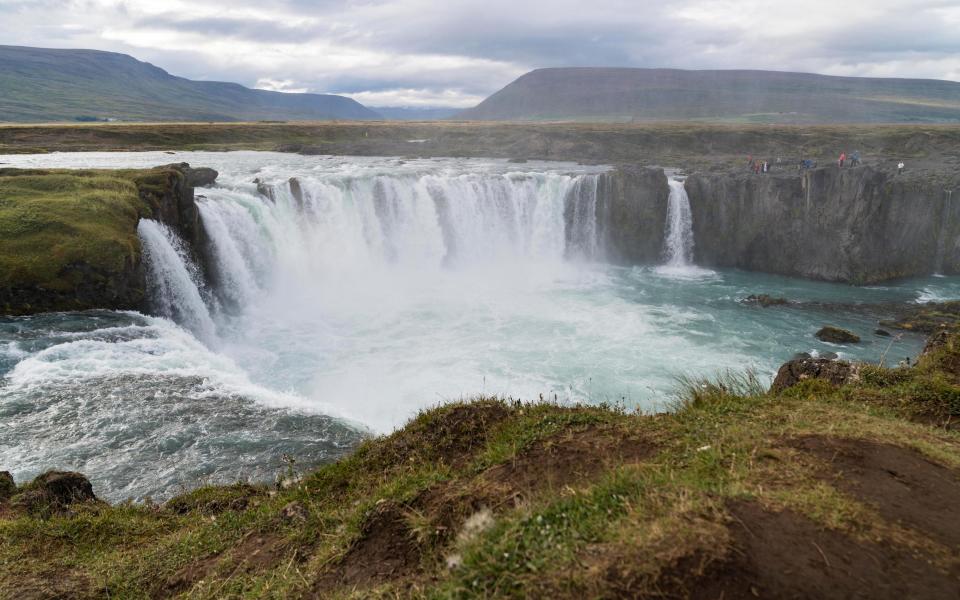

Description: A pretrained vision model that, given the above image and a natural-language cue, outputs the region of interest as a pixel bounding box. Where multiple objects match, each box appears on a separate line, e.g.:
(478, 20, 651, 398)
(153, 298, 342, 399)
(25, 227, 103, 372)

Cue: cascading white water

(195, 170, 603, 311)
(137, 220, 218, 344)
(662, 178, 695, 267)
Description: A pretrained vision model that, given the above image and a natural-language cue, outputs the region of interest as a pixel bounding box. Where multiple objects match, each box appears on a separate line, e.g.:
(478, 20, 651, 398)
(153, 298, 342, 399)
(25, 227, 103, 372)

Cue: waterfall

(565, 174, 602, 260)
(195, 171, 603, 297)
(137, 220, 218, 344)
(662, 178, 695, 267)
(135, 166, 605, 346)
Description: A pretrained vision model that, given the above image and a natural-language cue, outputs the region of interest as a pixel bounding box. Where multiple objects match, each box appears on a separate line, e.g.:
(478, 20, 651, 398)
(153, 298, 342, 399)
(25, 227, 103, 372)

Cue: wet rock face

(816, 326, 861, 344)
(599, 166, 670, 264)
(11, 470, 97, 514)
(770, 358, 860, 393)
(684, 166, 956, 284)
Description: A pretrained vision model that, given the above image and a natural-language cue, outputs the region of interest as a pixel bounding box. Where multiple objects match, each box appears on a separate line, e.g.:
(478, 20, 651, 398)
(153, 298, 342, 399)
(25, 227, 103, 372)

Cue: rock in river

(816, 326, 861, 344)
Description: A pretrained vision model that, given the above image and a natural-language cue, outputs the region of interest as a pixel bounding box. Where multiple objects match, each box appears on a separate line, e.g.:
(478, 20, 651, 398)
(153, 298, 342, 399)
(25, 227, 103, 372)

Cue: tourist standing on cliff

(839, 152, 846, 168)
(898, 161, 905, 174)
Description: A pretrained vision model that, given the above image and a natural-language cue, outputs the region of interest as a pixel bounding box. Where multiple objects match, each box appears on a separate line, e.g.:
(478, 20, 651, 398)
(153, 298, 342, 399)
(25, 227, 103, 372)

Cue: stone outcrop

(144, 163, 215, 251)
(770, 358, 860, 393)
(684, 166, 960, 284)
(0, 472, 15, 502)
(598, 166, 670, 264)
(10, 470, 97, 514)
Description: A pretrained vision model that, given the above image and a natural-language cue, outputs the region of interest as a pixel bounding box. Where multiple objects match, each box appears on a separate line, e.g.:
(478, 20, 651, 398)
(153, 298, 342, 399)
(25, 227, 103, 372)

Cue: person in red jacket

(839, 152, 846, 168)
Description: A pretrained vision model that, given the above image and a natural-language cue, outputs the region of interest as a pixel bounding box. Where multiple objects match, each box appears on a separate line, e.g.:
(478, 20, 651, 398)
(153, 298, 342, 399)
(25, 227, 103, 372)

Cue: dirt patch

(313, 424, 656, 596)
(788, 435, 960, 549)
(313, 500, 420, 595)
(157, 533, 290, 598)
(650, 501, 959, 599)
(228, 532, 291, 574)
(481, 424, 656, 496)
(414, 424, 657, 546)
(9, 571, 92, 600)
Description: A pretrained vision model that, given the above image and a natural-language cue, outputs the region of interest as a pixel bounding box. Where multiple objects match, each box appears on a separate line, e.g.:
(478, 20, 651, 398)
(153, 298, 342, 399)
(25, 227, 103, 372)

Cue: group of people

(747, 155, 778, 174)
(748, 151, 907, 175)
(838, 150, 861, 168)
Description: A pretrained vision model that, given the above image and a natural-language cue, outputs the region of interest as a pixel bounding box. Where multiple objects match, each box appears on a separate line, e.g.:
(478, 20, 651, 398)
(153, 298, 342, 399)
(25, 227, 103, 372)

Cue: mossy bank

(3, 327, 959, 598)
(0, 164, 212, 314)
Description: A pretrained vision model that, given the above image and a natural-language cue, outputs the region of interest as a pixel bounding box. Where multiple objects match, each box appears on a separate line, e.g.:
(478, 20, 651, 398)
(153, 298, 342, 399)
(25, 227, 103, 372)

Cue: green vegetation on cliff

(0, 169, 147, 286)
(3, 332, 959, 598)
(0, 167, 195, 314)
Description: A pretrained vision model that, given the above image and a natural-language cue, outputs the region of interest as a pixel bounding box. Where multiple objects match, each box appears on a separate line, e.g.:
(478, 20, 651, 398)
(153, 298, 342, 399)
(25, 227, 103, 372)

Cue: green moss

(0, 169, 152, 292)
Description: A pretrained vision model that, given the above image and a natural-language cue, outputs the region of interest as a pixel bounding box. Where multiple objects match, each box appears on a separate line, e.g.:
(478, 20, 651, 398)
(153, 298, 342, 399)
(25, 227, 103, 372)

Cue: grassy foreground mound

(3, 335, 960, 598)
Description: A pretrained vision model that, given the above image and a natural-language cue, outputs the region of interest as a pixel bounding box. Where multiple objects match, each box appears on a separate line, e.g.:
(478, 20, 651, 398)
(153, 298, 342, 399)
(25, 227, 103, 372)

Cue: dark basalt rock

(11, 470, 97, 514)
(816, 326, 861, 344)
(743, 294, 789, 307)
(684, 167, 960, 284)
(0, 471, 15, 502)
(184, 167, 218, 188)
(770, 358, 860, 393)
(875, 329, 892, 337)
(598, 166, 670, 264)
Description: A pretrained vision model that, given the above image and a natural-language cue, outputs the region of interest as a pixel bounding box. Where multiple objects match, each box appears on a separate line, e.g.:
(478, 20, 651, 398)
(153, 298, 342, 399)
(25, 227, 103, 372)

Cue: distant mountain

(373, 106, 460, 120)
(457, 68, 960, 123)
(0, 45, 380, 122)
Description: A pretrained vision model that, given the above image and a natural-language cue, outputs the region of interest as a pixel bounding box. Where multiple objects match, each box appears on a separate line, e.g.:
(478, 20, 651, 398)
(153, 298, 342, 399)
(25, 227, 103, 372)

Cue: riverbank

(2, 121, 959, 180)
(2, 329, 959, 598)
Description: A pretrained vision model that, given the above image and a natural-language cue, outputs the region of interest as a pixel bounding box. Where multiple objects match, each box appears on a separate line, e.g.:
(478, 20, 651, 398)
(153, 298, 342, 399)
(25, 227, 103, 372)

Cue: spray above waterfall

(135, 159, 608, 345)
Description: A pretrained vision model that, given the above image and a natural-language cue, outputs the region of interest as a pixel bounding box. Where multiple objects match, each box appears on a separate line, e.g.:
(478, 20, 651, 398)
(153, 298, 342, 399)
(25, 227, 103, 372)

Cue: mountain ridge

(457, 67, 960, 123)
(0, 45, 381, 122)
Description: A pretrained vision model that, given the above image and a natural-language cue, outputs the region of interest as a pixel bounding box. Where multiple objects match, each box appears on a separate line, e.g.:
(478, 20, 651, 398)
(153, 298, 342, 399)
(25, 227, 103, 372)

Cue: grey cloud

(1, 0, 958, 107)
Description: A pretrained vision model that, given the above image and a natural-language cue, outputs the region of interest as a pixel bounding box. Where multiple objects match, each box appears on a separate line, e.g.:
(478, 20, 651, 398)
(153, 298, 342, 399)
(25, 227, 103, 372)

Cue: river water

(1, 151, 956, 501)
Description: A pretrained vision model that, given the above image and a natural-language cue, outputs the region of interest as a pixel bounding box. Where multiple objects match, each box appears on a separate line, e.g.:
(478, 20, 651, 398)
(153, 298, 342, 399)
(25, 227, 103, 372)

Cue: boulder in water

(770, 358, 860, 393)
(816, 326, 861, 344)
(874, 329, 892, 337)
(743, 294, 789, 307)
(11, 470, 97, 514)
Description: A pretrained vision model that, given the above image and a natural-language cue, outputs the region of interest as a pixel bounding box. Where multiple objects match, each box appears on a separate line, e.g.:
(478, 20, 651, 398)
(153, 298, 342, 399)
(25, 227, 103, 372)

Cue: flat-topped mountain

(0, 45, 381, 123)
(457, 67, 960, 123)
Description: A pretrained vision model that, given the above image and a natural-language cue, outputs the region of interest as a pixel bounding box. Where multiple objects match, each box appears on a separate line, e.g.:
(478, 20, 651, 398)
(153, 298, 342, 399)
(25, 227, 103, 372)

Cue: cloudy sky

(2, 0, 959, 107)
